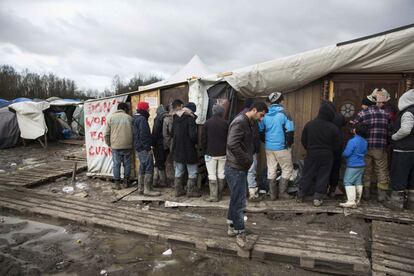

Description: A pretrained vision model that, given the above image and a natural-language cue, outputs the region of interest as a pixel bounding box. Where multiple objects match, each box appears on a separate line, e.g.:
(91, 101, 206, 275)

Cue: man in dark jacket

(297, 101, 341, 207)
(226, 101, 268, 249)
(202, 104, 229, 202)
(152, 105, 169, 187)
(385, 89, 414, 210)
(133, 101, 160, 197)
(172, 102, 199, 197)
(328, 112, 346, 197)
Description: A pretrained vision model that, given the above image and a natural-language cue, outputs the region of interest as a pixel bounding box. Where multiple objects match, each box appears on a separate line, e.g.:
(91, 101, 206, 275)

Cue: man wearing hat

(171, 102, 200, 197)
(353, 92, 391, 202)
(133, 101, 161, 197)
(259, 92, 295, 200)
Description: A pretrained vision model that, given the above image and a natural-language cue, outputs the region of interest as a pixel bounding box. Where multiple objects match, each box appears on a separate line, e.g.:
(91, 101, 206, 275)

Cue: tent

(0, 107, 20, 149)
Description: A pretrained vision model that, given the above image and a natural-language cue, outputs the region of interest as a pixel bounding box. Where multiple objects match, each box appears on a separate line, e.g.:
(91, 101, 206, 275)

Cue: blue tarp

(0, 99, 10, 108)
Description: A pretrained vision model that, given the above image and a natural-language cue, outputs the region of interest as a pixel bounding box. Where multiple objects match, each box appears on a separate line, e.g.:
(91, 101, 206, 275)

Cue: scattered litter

(73, 191, 89, 198)
(10, 163, 17, 167)
(75, 182, 87, 190)
(349, 231, 358, 235)
(184, 213, 205, 221)
(62, 186, 74, 193)
(76, 239, 82, 244)
(162, 248, 172, 256)
(252, 222, 257, 225)
(258, 189, 267, 194)
(244, 216, 248, 222)
(0, 218, 5, 223)
(142, 205, 150, 211)
(100, 270, 107, 275)
(0, 169, 5, 174)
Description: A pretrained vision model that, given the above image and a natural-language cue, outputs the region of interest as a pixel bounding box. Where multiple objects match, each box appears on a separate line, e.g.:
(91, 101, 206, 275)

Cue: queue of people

(104, 88, 414, 248)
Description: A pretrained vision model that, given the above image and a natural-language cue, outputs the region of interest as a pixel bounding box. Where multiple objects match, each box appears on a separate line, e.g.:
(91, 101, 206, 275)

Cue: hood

(156, 105, 166, 115)
(267, 104, 285, 116)
(398, 89, 414, 111)
(317, 102, 335, 122)
(136, 109, 150, 119)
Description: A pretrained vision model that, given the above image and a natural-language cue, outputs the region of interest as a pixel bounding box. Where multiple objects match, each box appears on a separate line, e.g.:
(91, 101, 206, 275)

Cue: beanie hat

(371, 88, 390, 103)
(362, 97, 375, 106)
(212, 104, 225, 116)
(137, 101, 149, 111)
(268, 92, 283, 104)
(185, 102, 196, 113)
(156, 105, 165, 115)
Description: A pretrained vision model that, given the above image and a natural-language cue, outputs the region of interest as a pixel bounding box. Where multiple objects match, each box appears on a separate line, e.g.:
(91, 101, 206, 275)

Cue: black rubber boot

(383, 190, 406, 210)
(187, 178, 201, 197)
(278, 178, 292, 200)
(269, 179, 277, 200)
(206, 180, 218, 202)
(143, 174, 161, 197)
(174, 177, 186, 197)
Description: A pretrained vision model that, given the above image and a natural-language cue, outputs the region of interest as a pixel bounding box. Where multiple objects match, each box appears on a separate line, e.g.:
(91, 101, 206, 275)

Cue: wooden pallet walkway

(371, 221, 414, 276)
(0, 160, 87, 188)
(0, 186, 370, 275)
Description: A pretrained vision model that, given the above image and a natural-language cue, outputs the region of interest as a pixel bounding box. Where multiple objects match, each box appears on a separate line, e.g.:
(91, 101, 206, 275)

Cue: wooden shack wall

(284, 81, 323, 161)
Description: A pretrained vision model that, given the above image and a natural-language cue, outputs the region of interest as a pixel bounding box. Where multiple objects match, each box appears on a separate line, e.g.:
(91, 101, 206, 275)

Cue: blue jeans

(225, 164, 247, 233)
(247, 154, 257, 188)
(137, 150, 154, 175)
(112, 149, 131, 181)
(174, 162, 198, 179)
(343, 167, 365, 186)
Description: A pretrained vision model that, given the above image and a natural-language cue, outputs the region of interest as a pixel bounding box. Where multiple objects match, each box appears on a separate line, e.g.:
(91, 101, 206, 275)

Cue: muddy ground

(0, 143, 372, 275)
(0, 212, 327, 276)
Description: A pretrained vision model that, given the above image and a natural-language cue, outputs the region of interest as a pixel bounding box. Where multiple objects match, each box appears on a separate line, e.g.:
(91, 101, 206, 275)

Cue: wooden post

(328, 80, 335, 102)
(72, 162, 77, 184)
(406, 74, 413, 91)
(322, 79, 329, 100)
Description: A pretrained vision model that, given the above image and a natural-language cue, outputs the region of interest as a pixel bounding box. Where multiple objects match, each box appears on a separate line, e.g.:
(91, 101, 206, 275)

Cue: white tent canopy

(139, 55, 212, 92)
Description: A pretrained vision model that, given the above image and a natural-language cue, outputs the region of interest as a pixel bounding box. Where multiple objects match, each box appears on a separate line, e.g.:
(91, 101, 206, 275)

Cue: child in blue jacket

(340, 124, 368, 208)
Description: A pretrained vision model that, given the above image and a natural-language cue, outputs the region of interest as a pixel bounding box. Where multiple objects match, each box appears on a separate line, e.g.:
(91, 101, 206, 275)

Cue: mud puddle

(0, 215, 323, 276)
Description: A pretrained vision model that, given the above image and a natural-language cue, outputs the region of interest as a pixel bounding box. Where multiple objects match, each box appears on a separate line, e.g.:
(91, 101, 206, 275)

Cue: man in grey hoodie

(386, 89, 414, 210)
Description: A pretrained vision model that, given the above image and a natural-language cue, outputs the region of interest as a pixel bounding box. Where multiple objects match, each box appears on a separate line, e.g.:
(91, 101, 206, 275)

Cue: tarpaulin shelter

(0, 107, 20, 149)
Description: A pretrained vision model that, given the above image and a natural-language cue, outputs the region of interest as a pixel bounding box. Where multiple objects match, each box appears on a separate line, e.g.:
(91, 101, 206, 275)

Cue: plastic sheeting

(0, 107, 20, 149)
(8, 101, 50, 140)
(224, 26, 414, 97)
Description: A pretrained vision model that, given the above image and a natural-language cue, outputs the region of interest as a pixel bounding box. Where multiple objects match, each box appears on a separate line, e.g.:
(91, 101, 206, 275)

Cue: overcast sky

(0, 0, 413, 92)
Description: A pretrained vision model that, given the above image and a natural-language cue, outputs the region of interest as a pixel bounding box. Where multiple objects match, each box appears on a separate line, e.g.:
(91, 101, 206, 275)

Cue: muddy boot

(408, 190, 414, 211)
(236, 232, 247, 249)
(218, 179, 226, 200)
(269, 179, 277, 200)
(187, 178, 201, 197)
(227, 225, 237, 237)
(339, 186, 357, 208)
(313, 199, 323, 207)
(121, 178, 129, 189)
(174, 177, 186, 197)
(152, 168, 159, 188)
(112, 180, 121, 190)
(377, 188, 388, 202)
(383, 190, 406, 210)
(206, 180, 218, 202)
(249, 187, 259, 201)
(159, 169, 167, 187)
(362, 185, 370, 201)
(355, 185, 363, 206)
(278, 178, 292, 200)
(137, 174, 145, 195)
(143, 174, 161, 197)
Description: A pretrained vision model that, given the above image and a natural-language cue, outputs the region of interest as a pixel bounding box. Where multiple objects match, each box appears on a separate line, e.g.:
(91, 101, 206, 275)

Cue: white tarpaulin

(224, 26, 414, 97)
(9, 101, 50, 140)
(84, 95, 128, 177)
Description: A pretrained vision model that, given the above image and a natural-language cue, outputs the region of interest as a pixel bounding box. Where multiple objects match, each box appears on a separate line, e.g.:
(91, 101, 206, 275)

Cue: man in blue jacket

(259, 92, 294, 200)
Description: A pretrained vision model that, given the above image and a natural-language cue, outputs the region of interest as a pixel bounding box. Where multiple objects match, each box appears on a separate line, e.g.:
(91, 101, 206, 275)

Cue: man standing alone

(226, 101, 268, 248)
(105, 102, 133, 190)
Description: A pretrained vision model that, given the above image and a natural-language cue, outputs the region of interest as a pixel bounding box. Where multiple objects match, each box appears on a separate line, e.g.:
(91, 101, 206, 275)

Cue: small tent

(0, 107, 20, 149)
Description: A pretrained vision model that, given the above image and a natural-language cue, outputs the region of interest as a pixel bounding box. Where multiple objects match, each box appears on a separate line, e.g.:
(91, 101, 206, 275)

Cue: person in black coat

(152, 104, 169, 187)
(171, 102, 199, 197)
(328, 112, 346, 197)
(297, 101, 341, 207)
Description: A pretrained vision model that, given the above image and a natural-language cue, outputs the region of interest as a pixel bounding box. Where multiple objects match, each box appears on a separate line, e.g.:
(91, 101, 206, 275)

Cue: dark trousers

(298, 151, 334, 200)
(329, 152, 342, 191)
(154, 145, 169, 171)
(137, 150, 154, 175)
(225, 164, 247, 233)
(391, 151, 414, 191)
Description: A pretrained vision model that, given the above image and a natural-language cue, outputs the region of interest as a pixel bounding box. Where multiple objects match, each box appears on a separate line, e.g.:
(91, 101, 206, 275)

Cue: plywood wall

(284, 81, 323, 160)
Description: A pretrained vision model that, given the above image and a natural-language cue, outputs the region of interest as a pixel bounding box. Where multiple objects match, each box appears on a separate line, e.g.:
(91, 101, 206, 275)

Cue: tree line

(0, 64, 162, 100)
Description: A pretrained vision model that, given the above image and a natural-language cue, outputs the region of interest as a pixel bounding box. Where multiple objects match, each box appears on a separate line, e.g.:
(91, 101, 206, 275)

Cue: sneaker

(313, 199, 323, 207)
(227, 225, 237, 237)
(236, 232, 247, 249)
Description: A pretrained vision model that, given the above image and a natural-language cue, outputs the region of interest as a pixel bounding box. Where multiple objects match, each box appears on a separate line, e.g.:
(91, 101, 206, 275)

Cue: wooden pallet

(0, 186, 370, 275)
(371, 221, 414, 276)
(0, 160, 87, 187)
(344, 203, 414, 225)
